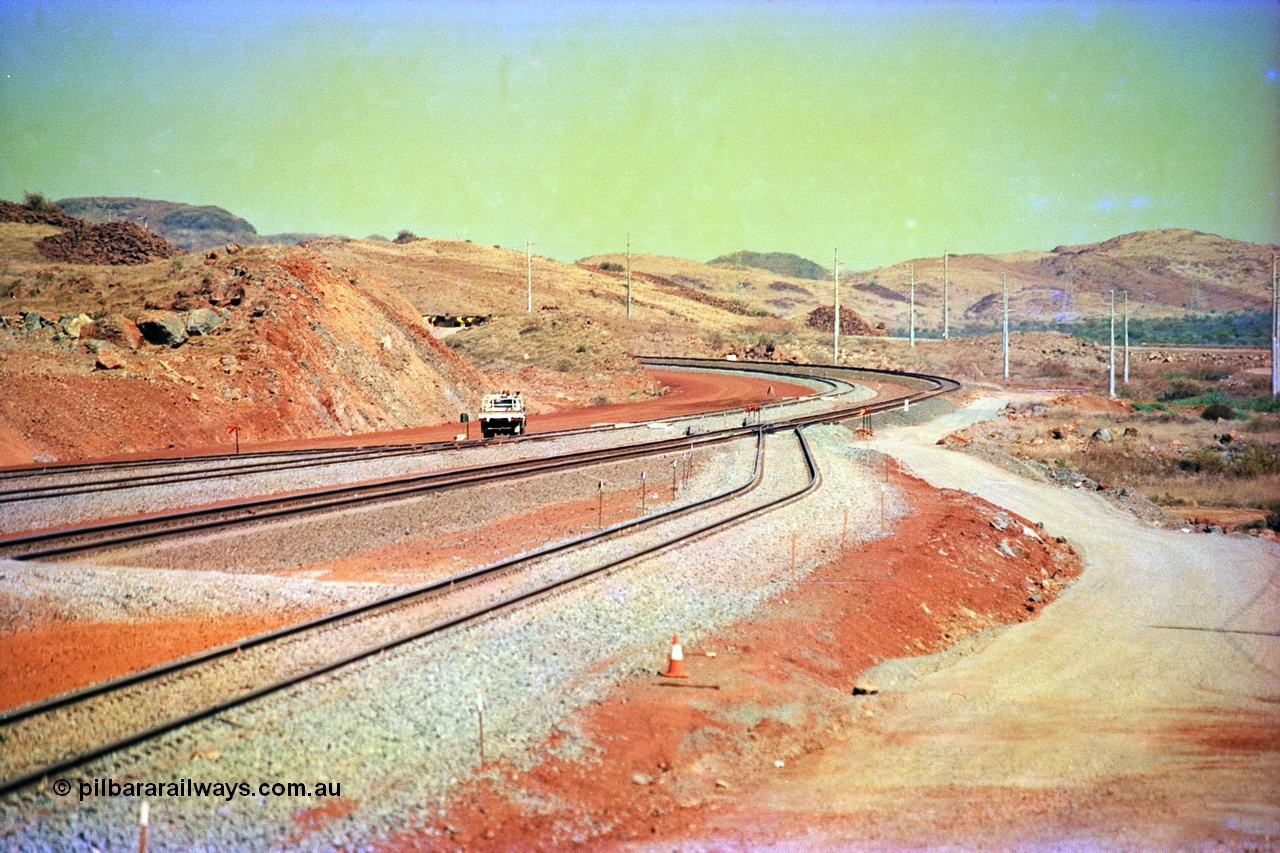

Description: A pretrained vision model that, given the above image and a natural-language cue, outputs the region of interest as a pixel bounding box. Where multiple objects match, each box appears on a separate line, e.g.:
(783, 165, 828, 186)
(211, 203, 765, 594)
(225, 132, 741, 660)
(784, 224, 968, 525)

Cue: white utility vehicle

(479, 392, 526, 438)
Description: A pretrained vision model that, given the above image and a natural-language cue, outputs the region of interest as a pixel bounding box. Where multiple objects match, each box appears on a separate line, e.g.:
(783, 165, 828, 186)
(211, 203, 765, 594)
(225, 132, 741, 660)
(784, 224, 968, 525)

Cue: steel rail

(0, 429, 772, 796)
(1, 360, 949, 559)
(0, 444, 449, 501)
(0, 363, 848, 498)
(0, 360, 954, 795)
(0, 429, 750, 559)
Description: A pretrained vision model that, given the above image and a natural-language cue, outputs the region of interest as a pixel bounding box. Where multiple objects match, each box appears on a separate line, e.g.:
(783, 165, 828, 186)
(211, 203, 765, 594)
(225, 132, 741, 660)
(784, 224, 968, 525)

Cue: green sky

(1, 1, 1277, 270)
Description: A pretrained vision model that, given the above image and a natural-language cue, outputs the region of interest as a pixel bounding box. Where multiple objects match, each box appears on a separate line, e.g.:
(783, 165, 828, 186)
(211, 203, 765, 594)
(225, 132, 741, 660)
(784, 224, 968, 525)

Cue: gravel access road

(747, 397, 1280, 850)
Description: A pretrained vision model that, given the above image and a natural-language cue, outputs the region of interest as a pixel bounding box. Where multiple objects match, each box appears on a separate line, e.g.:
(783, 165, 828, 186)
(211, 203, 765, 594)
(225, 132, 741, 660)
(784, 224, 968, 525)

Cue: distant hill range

(708, 250, 829, 280)
(54, 197, 334, 252)
(841, 228, 1280, 323)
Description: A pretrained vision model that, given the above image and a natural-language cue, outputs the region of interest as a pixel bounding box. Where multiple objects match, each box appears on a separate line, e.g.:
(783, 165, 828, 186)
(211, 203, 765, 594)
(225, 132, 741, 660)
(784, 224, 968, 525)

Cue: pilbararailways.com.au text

(53, 777, 342, 802)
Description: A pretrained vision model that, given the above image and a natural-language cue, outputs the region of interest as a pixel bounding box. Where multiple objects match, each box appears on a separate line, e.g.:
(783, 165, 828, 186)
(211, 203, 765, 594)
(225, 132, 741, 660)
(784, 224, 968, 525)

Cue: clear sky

(1, 0, 1277, 270)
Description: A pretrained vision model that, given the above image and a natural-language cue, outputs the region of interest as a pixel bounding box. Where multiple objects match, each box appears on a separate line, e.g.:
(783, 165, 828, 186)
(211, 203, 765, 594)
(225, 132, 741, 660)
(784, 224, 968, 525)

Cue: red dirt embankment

(244, 366, 812, 451)
(374, 463, 1082, 851)
(0, 614, 318, 712)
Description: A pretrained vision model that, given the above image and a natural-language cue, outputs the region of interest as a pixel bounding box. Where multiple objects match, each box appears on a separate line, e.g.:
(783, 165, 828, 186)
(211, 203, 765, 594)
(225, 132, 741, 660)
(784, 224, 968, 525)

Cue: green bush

(1201, 402, 1236, 421)
(1232, 444, 1280, 477)
(1264, 501, 1280, 532)
(1179, 447, 1226, 474)
(1242, 395, 1280, 414)
(1161, 378, 1206, 401)
(21, 191, 60, 213)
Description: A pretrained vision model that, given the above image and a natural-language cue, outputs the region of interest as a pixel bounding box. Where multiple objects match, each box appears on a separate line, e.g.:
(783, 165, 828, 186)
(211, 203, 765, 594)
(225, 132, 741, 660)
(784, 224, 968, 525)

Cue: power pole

(1108, 289, 1116, 398)
(1066, 259, 1074, 320)
(626, 233, 632, 319)
(1002, 273, 1009, 380)
(1123, 289, 1130, 384)
(526, 241, 534, 313)
(942, 251, 950, 339)
(909, 263, 916, 348)
(833, 249, 842, 366)
(1273, 254, 1278, 399)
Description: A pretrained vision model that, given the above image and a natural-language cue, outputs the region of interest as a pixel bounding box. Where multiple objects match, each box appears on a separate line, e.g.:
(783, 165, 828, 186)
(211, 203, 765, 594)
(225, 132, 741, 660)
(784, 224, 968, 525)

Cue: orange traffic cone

(661, 634, 690, 678)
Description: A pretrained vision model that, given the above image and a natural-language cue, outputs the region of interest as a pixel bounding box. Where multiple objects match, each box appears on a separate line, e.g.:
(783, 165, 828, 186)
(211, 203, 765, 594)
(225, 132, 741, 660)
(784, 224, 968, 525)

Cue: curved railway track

(0, 428, 819, 797)
(0, 359, 956, 798)
(0, 429, 749, 560)
(0, 361, 853, 504)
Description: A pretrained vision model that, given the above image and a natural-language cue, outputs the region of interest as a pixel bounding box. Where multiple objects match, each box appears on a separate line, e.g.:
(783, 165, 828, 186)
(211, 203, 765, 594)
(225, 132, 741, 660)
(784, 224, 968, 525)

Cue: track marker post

(227, 424, 241, 454)
(641, 470, 647, 514)
(790, 524, 797, 585)
(137, 801, 149, 853)
(476, 688, 485, 766)
(671, 459, 678, 499)
(842, 501, 850, 551)
(597, 480, 604, 529)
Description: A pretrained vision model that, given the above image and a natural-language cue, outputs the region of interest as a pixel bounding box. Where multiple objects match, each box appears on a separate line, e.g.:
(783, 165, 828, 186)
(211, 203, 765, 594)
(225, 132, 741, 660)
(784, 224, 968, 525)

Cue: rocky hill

(838, 229, 1279, 332)
(610, 230, 1279, 335)
(707, 250, 829, 281)
(54, 197, 332, 252)
(0, 224, 485, 464)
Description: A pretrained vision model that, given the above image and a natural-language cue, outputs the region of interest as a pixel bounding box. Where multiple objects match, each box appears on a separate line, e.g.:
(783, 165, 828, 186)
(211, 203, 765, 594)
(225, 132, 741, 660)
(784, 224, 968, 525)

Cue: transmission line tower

(833, 249, 843, 366)
(942, 250, 950, 339)
(909, 263, 916, 348)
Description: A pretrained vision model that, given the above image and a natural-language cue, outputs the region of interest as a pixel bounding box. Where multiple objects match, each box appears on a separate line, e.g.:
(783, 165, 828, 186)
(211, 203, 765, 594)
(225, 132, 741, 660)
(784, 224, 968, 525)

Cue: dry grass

(0, 223, 62, 263)
(960, 397, 1280, 521)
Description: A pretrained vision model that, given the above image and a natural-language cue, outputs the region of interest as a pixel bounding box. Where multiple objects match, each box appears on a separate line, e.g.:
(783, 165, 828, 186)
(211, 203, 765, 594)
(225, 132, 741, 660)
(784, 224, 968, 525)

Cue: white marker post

(137, 801, 149, 853)
(476, 688, 485, 766)
(641, 470, 647, 514)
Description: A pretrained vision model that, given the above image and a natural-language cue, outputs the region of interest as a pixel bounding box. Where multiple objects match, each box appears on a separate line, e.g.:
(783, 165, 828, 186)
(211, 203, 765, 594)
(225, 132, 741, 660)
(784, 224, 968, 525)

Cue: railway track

(0, 359, 956, 799)
(0, 428, 821, 797)
(0, 360, 853, 506)
(0, 430, 750, 560)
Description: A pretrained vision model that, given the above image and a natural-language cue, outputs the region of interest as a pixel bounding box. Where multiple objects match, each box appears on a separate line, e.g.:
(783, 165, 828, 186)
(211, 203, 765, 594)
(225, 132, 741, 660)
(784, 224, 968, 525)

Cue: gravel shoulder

(721, 396, 1280, 850)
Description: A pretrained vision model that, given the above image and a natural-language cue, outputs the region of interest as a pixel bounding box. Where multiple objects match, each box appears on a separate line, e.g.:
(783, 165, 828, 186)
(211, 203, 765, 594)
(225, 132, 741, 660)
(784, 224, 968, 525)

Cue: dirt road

(713, 397, 1280, 850)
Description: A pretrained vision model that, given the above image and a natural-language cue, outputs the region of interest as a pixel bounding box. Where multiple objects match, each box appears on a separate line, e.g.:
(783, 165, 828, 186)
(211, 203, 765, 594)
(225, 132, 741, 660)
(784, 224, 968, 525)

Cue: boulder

(852, 677, 879, 696)
(186, 307, 225, 336)
(1092, 427, 1112, 443)
(59, 313, 93, 338)
(94, 348, 125, 370)
(137, 310, 189, 348)
(95, 315, 145, 350)
(20, 310, 48, 332)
